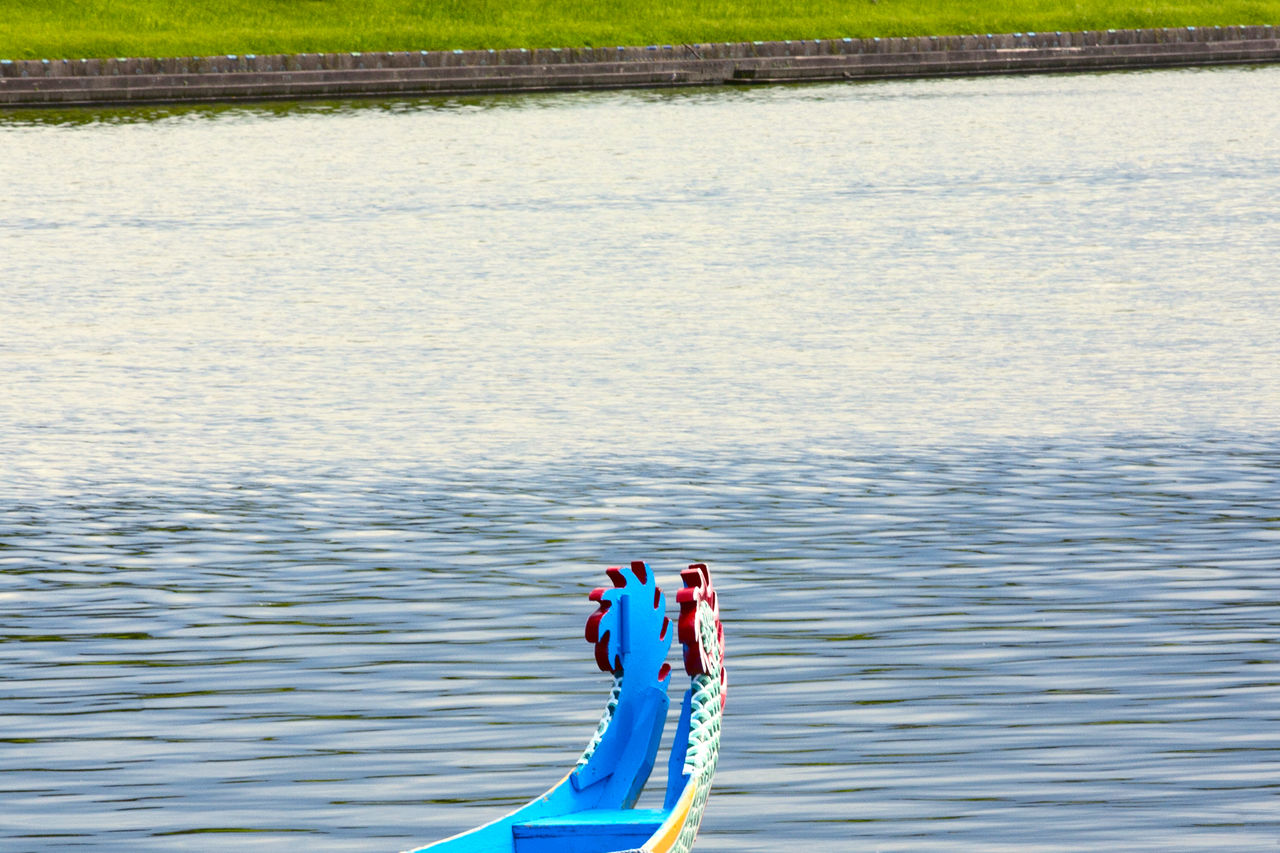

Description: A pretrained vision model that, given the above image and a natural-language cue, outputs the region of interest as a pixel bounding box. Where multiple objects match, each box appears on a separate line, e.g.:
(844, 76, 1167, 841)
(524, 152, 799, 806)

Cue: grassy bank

(1, 0, 1277, 60)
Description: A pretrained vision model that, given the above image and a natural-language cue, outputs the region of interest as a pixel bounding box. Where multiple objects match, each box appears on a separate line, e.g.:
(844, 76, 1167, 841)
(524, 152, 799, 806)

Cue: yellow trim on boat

(643, 781, 697, 853)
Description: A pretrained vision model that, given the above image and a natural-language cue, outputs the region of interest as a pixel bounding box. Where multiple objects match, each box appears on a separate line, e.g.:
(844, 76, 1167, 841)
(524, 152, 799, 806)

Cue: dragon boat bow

(407, 561, 725, 853)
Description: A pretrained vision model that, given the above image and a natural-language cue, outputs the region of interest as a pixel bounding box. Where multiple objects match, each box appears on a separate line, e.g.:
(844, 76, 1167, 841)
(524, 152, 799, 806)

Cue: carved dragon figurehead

(676, 563, 726, 710)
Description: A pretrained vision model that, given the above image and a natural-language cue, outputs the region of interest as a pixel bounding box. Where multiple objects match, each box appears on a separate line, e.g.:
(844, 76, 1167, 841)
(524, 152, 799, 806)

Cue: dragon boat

(406, 561, 725, 853)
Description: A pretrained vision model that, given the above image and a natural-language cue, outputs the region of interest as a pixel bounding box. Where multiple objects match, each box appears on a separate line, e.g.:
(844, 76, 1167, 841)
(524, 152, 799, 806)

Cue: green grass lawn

(1, 0, 1277, 60)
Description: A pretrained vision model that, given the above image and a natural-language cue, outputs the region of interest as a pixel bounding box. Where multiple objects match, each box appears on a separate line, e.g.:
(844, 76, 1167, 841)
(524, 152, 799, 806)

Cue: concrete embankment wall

(2, 25, 1277, 107)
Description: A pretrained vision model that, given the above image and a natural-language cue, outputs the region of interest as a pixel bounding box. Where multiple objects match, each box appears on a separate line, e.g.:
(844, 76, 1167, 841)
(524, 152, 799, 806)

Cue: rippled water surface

(3, 66, 1279, 851)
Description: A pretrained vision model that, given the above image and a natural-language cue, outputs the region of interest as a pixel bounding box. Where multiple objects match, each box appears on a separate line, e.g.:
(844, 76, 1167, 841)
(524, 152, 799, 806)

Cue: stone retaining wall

(2, 26, 1277, 106)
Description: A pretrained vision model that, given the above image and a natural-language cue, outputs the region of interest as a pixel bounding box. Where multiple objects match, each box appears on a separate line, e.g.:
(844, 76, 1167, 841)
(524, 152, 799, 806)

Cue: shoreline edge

(2, 25, 1278, 107)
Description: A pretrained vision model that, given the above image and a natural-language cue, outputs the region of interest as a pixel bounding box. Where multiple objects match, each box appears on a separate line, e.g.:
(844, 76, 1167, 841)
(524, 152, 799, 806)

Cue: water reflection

(0, 86, 748, 129)
(4, 442, 1279, 850)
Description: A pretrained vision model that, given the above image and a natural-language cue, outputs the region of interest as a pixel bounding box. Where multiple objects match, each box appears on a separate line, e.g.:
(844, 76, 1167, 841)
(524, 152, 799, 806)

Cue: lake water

(2, 65, 1279, 851)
